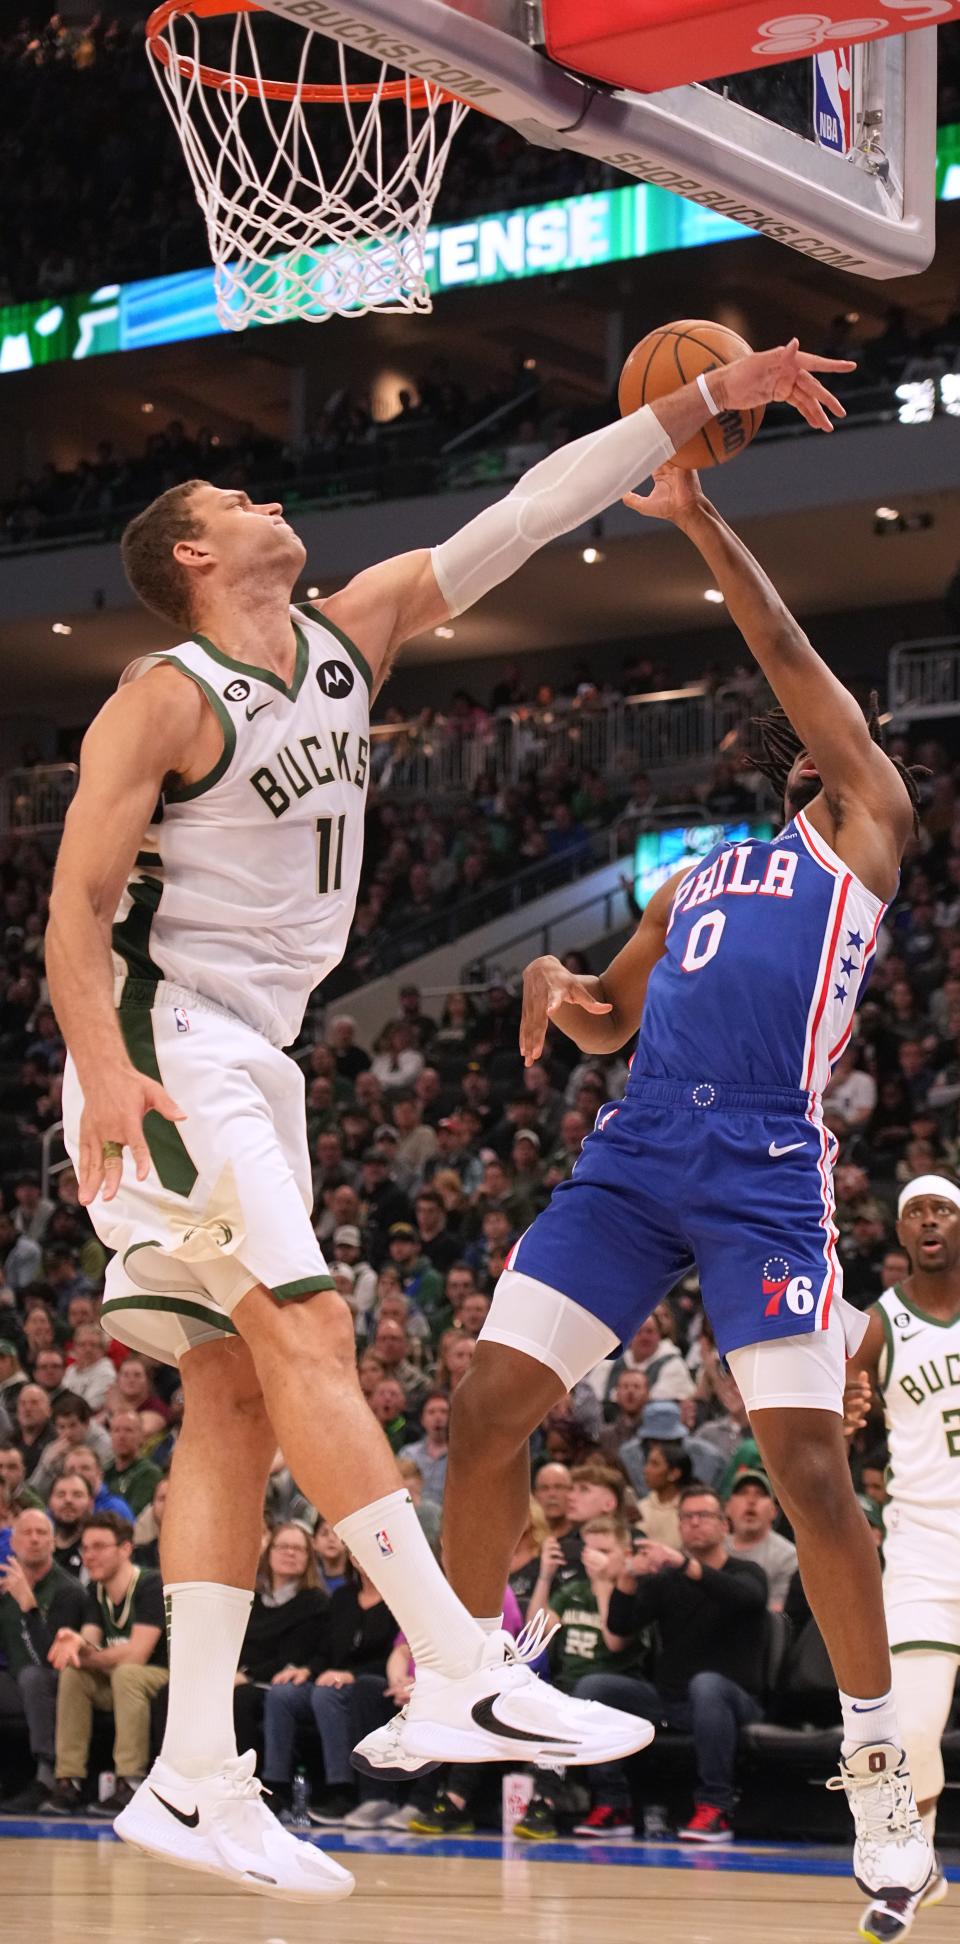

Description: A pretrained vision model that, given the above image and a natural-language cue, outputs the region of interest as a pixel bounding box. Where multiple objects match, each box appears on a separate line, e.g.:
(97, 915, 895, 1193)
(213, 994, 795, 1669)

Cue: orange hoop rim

(146, 0, 451, 104)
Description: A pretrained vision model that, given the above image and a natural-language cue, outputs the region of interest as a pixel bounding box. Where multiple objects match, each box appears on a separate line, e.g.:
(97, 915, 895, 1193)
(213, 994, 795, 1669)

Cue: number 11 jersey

(112, 603, 370, 1047)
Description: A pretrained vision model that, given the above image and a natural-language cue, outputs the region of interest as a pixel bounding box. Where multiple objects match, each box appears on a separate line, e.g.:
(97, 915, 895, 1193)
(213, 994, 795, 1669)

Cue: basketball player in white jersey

(846, 1174, 960, 1940)
(45, 337, 849, 1901)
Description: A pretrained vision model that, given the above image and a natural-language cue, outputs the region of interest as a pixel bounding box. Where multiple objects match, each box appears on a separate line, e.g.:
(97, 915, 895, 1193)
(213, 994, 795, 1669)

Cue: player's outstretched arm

(520, 867, 687, 1063)
(46, 668, 201, 1206)
(324, 340, 854, 690)
(625, 467, 914, 869)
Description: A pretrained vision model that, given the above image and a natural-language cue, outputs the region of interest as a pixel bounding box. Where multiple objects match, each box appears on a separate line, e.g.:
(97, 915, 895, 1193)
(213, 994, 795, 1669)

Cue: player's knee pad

(480, 1269, 620, 1392)
(890, 1651, 957, 1800)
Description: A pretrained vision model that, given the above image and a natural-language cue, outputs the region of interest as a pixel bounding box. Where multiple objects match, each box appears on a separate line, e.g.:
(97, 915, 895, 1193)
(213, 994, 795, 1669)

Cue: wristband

(697, 371, 720, 417)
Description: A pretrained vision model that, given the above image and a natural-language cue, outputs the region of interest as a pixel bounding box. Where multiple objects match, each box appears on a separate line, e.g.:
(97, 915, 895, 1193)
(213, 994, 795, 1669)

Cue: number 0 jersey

(631, 809, 887, 1097)
(111, 603, 370, 1047)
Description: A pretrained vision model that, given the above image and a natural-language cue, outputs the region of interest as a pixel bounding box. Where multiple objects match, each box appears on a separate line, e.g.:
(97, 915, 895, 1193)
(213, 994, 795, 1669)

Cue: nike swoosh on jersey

(899, 1330, 923, 1342)
(150, 1788, 200, 1828)
(245, 701, 272, 720)
(470, 1696, 573, 1746)
(768, 1141, 806, 1158)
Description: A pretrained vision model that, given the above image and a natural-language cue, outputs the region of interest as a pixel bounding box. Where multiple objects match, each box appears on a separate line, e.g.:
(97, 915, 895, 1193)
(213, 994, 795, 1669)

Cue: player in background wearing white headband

(846, 1173, 960, 1940)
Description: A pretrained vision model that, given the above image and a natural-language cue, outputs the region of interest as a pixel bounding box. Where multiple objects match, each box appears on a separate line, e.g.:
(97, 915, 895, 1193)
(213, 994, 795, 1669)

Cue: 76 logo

(762, 1257, 816, 1318)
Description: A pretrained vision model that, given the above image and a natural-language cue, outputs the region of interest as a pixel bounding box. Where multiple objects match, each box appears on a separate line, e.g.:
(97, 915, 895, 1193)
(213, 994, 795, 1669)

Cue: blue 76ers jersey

(632, 809, 887, 1095)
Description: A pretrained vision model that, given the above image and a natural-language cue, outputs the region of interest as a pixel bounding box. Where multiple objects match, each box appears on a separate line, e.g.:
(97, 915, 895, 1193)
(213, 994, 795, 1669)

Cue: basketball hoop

(145, 0, 470, 328)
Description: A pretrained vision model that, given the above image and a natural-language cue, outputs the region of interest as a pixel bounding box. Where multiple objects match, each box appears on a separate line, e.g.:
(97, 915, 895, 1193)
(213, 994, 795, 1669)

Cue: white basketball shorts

(883, 1501, 960, 1656)
(62, 985, 333, 1366)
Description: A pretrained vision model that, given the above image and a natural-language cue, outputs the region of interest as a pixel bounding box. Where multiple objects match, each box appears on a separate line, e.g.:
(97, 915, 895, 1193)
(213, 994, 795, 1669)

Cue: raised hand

(520, 956, 612, 1066)
(623, 466, 706, 523)
(716, 338, 855, 432)
(842, 1370, 873, 1440)
(77, 1064, 186, 1206)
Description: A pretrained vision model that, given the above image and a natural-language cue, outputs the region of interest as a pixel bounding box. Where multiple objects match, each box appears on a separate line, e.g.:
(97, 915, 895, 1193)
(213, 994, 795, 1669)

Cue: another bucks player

(846, 1175, 960, 1941)
(45, 339, 849, 1902)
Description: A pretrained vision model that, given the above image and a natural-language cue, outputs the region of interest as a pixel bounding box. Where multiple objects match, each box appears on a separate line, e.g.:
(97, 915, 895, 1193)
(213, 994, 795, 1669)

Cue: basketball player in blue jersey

(356, 463, 936, 1925)
(45, 340, 850, 1901)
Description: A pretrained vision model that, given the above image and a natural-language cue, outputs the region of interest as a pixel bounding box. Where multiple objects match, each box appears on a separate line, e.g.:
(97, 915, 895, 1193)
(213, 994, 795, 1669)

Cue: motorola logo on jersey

(223, 678, 251, 703)
(762, 1256, 815, 1319)
(316, 659, 355, 700)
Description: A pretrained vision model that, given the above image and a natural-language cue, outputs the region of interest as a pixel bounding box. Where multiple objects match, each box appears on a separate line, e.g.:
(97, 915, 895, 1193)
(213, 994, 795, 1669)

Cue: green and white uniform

(874, 1283, 960, 1656)
(62, 605, 371, 1365)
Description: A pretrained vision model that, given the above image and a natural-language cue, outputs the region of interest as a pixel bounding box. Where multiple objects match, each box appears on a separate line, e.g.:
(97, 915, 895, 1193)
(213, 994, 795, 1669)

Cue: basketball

(618, 319, 764, 471)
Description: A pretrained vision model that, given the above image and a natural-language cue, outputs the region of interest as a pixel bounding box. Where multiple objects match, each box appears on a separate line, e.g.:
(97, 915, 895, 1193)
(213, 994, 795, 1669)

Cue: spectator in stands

(28, 1393, 111, 1501)
(332, 1225, 377, 1331)
(326, 1014, 371, 1084)
(105, 1358, 168, 1439)
(369, 1378, 414, 1455)
(390, 1091, 438, 1189)
(32, 1347, 67, 1403)
(599, 1370, 650, 1460)
(724, 1473, 798, 1611)
(14, 1385, 55, 1476)
(104, 1412, 162, 1518)
(587, 1484, 768, 1844)
(398, 1393, 449, 1506)
(230, 1524, 330, 1758)
(313, 1519, 350, 1595)
(12, 1174, 54, 1243)
(262, 1558, 396, 1827)
(0, 1340, 29, 1421)
(600, 1314, 695, 1408)
(412, 1189, 461, 1275)
(371, 1022, 424, 1094)
(631, 1439, 692, 1550)
(22, 1303, 57, 1373)
(515, 1515, 649, 1839)
(0, 1216, 42, 1295)
(385, 1224, 444, 1327)
(60, 1323, 115, 1412)
(0, 1443, 41, 1514)
(0, 1505, 87, 1812)
(44, 1511, 168, 1817)
(62, 1449, 134, 1524)
(434, 1329, 476, 1395)
(47, 1473, 93, 1578)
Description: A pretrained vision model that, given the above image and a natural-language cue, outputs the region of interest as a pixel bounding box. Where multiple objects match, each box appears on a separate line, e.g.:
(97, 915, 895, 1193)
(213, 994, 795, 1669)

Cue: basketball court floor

(1, 1825, 955, 1943)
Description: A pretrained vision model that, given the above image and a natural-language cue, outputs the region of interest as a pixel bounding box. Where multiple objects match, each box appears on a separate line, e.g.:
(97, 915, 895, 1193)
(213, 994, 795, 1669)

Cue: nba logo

(813, 49, 853, 157)
(375, 1530, 394, 1557)
(173, 1007, 190, 1033)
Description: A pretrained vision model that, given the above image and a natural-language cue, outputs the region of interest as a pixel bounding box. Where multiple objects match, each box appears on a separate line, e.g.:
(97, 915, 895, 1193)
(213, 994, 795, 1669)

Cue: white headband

(897, 1174, 960, 1218)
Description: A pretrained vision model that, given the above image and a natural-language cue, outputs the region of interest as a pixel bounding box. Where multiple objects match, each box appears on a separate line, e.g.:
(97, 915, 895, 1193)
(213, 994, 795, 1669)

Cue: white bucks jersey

(111, 604, 370, 1046)
(875, 1284, 960, 1513)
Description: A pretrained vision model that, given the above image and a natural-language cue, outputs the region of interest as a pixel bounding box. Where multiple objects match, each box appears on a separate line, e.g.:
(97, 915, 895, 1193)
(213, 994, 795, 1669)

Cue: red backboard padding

(541, 0, 960, 93)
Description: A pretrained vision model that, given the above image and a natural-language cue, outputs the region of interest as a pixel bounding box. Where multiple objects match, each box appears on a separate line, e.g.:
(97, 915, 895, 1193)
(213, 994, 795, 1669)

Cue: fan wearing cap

(844, 1174, 960, 1932)
(724, 1472, 797, 1612)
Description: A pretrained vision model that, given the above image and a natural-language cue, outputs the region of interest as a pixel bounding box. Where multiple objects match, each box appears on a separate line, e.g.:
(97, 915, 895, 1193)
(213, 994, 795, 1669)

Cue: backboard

(256, 0, 939, 275)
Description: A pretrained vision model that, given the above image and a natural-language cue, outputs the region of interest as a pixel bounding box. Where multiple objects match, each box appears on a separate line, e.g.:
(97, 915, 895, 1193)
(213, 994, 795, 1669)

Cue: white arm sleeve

(431, 405, 675, 617)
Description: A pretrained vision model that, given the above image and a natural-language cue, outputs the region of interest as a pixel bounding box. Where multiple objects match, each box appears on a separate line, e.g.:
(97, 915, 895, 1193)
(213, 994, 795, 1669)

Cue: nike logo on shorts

(150, 1788, 200, 1828)
(470, 1696, 572, 1746)
(246, 700, 272, 720)
(768, 1141, 806, 1158)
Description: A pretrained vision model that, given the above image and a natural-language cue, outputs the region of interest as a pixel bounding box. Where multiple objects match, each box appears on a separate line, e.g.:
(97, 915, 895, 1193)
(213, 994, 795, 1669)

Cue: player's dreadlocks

(743, 692, 926, 835)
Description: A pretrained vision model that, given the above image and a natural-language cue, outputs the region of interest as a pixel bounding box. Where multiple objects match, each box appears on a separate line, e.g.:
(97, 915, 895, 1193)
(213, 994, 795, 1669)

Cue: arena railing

(888, 635, 960, 720)
(0, 687, 752, 834)
(0, 763, 78, 834)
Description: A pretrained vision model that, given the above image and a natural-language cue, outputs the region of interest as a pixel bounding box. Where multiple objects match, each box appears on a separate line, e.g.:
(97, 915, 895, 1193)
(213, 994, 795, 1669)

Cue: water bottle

(643, 1803, 670, 1838)
(290, 1766, 311, 1829)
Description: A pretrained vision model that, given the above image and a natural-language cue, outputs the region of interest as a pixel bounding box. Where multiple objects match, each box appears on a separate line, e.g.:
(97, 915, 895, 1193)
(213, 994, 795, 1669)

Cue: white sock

(160, 1581, 253, 1778)
(922, 1807, 937, 1847)
(335, 1490, 484, 1679)
(839, 1685, 901, 1757)
(475, 1615, 504, 1635)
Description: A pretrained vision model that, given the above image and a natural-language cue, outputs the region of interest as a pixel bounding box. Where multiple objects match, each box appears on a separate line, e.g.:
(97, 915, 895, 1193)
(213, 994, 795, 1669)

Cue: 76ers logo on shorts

(762, 1256, 815, 1319)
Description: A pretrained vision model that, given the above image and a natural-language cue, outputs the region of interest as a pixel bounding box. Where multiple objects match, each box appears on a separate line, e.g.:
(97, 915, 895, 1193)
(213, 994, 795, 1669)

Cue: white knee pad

(479, 1269, 620, 1392)
(890, 1650, 959, 1802)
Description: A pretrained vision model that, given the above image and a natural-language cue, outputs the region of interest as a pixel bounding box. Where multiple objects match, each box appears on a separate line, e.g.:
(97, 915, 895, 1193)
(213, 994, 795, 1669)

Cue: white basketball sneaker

(827, 1743, 934, 1913)
(352, 1619, 655, 1775)
(114, 1750, 354, 1904)
(858, 1857, 947, 1943)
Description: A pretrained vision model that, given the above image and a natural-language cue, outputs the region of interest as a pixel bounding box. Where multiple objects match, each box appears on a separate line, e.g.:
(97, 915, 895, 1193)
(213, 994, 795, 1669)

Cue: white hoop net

(146, 5, 470, 329)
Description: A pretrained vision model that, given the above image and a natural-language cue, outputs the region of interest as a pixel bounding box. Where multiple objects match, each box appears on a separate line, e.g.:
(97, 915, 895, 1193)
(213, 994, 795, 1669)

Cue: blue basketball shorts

(508, 1077, 842, 1359)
